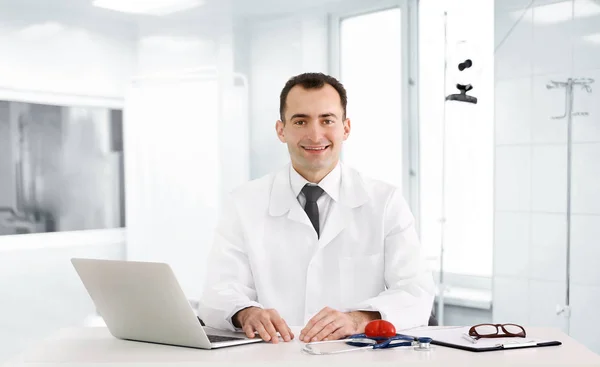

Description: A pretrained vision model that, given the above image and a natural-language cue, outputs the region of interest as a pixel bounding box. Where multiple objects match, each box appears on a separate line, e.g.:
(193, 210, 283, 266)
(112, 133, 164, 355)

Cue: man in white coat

(198, 72, 435, 344)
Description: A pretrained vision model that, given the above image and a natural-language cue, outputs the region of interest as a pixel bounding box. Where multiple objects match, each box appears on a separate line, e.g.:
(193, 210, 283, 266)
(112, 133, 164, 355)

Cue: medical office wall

(0, 2, 135, 363)
(493, 0, 600, 354)
(0, 101, 125, 236)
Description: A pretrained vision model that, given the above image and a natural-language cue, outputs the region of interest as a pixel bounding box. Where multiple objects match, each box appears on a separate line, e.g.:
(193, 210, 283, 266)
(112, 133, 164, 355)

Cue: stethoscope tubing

(301, 334, 433, 355)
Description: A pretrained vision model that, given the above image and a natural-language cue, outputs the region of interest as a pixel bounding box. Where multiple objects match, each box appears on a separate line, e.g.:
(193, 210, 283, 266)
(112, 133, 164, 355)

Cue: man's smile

(302, 144, 331, 153)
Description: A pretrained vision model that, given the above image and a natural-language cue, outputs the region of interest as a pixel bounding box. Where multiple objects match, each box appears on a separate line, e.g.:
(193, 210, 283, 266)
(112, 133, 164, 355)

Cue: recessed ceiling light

(92, 0, 205, 16)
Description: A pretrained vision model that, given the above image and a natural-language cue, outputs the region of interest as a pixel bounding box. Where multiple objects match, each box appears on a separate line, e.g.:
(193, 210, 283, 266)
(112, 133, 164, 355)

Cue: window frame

(0, 88, 125, 250)
(330, 1, 494, 290)
(328, 0, 420, 226)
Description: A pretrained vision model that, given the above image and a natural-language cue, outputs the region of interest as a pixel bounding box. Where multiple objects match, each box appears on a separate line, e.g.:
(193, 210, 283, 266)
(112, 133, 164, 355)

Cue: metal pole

(437, 10, 448, 327)
(565, 78, 574, 334)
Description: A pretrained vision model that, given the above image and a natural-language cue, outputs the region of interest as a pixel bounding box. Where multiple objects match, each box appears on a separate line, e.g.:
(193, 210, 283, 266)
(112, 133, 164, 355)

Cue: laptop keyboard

(207, 334, 245, 343)
(197, 317, 246, 343)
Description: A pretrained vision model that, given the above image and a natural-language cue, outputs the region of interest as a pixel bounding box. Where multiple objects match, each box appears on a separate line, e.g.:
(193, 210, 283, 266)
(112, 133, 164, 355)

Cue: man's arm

(197, 196, 295, 343)
(197, 196, 263, 331)
(300, 188, 434, 342)
(347, 188, 435, 329)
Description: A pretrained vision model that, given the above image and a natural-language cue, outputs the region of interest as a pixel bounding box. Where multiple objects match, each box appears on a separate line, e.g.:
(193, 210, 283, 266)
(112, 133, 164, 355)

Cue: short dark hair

(279, 72, 347, 122)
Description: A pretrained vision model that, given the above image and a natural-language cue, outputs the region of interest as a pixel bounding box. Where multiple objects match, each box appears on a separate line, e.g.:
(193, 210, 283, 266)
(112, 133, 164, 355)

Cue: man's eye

(294, 120, 306, 125)
(324, 120, 334, 124)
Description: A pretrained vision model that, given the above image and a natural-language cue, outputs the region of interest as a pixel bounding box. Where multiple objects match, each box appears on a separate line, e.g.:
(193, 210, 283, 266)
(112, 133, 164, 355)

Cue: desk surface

(5, 326, 600, 367)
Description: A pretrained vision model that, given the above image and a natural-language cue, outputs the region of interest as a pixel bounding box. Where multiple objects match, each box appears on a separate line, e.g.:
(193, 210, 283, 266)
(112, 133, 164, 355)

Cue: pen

(462, 333, 478, 344)
(501, 341, 538, 349)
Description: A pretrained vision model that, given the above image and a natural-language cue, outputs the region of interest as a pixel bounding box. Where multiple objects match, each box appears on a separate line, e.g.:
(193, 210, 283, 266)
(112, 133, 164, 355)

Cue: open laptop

(71, 258, 263, 349)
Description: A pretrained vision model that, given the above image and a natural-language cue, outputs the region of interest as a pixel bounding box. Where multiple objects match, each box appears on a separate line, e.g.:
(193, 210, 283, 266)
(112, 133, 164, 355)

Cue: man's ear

(276, 120, 286, 143)
(343, 118, 351, 140)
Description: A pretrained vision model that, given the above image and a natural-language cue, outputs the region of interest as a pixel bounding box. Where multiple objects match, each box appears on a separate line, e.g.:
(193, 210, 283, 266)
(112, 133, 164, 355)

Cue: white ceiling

(0, 0, 355, 24)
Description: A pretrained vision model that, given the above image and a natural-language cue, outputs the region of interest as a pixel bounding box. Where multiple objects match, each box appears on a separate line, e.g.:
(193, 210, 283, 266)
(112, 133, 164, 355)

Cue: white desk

(5, 326, 600, 367)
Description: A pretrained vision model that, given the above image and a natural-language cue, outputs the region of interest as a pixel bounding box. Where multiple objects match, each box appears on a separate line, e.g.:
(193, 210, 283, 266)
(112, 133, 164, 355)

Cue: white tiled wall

(529, 243, 567, 282)
(495, 6, 533, 80)
(493, 212, 530, 277)
(495, 77, 532, 145)
(531, 74, 570, 144)
(530, 145, 567, 213)
(531, 213, 567, 248)
(572, 69, 600, 143)
(495, 0, 600, 351)
(570, 284, 600, 354)
(492, 276, 530, 325)
(571, 143, 600, 214)
(495, 146, 531, 212)
(528, 280, 568, 331)
(532, 8, 573, 75)
(572, 1, 600, 71)
(570, 215, 600, 286)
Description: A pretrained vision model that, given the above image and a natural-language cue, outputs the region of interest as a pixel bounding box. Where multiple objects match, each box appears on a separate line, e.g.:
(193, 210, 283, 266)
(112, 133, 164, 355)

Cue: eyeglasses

(468, 324, 526, 339)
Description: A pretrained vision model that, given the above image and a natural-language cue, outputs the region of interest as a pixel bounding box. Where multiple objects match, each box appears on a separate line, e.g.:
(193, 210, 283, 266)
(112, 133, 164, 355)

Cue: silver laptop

(71, 258, 263, 349)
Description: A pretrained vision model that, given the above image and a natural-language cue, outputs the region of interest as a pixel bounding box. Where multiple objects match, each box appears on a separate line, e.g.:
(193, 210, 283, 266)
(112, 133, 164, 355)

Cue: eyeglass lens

(473, 324, 524, 336)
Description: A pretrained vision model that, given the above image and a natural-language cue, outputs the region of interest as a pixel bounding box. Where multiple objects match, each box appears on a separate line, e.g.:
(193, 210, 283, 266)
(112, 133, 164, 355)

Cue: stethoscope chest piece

(414, 337, 433, 351)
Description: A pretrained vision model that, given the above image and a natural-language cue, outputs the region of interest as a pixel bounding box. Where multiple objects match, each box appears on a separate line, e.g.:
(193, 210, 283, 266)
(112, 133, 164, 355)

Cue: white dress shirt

(289, 162, 341, 236)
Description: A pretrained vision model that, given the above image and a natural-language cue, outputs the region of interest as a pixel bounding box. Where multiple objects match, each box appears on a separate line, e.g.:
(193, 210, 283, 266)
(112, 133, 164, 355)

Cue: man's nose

(306, 122, 323, 141)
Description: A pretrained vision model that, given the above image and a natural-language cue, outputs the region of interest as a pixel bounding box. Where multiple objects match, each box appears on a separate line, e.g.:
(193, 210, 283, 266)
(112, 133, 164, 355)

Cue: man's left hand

(300, 307, 381, 342)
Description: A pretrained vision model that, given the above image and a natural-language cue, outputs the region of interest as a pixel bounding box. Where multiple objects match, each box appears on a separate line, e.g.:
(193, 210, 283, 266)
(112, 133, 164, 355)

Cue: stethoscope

(301, 333, 434, 355)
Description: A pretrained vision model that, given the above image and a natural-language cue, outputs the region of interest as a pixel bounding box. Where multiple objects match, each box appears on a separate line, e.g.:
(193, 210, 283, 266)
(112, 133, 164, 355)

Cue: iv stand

(437, 0, 535, 326)
(437, 11, 449, 326)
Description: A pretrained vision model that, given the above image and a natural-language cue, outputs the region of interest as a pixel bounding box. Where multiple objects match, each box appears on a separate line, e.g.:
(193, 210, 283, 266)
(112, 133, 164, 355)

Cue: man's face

(276, 84, 351, 176)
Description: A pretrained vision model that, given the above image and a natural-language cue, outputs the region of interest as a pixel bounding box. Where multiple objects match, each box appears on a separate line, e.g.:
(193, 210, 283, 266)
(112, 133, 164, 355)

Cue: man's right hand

(232, 307, 294, 343)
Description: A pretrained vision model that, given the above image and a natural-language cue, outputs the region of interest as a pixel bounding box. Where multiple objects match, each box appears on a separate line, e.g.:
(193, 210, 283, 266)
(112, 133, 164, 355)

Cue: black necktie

(301, 184, 324, 238)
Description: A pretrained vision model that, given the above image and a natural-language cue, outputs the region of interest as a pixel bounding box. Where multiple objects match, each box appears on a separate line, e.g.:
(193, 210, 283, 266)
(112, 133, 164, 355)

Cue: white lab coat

(198, 163, 435, 331)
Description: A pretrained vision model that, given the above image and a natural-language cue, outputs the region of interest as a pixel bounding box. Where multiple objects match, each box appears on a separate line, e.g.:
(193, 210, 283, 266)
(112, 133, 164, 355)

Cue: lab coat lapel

(268, 165, 313, 229)
(317, 164, 370, 249)
(317, 201, 351, 249)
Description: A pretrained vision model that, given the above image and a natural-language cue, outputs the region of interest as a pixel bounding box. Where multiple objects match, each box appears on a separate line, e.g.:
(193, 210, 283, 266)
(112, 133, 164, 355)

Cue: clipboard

(407, 326, 562, 353)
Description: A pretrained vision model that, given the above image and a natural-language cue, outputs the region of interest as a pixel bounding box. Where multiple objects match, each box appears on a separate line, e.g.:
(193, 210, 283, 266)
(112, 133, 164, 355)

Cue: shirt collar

(289, 162, 341, 202)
